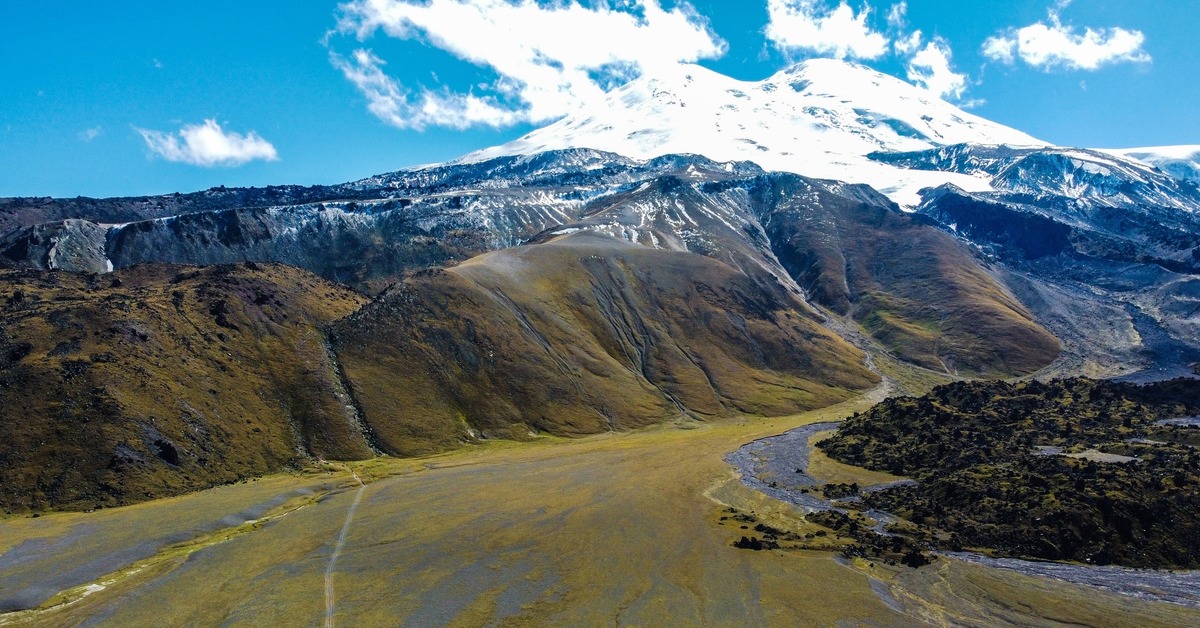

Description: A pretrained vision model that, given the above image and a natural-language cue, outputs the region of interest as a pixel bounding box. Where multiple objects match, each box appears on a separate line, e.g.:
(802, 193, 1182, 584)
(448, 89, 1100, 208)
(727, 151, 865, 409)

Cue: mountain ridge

(459, 58, 1045, 207)
(1101, 145, 1200, 183)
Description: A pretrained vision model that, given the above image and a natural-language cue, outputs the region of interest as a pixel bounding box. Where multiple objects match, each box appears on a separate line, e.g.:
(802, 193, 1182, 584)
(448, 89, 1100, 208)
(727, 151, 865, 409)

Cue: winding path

(324, 471, 366, 628)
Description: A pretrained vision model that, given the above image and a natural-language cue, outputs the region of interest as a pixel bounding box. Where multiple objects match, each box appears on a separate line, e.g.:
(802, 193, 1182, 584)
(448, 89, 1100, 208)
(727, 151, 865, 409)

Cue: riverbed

(727, 422, 1200, 609)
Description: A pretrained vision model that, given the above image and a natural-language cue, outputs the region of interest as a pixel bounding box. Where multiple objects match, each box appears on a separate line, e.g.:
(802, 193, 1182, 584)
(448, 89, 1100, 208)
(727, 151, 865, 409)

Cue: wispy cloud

(136, 119, 279, 167)
(982, 0, 1150, 71)
(329, 0, 725, 131)
(893, 30, 922, 56)
(885, 1, 906, 30)
(329, 49, 521, 130)
(78, 126, 103, 142)
(764, 0, 889, 60)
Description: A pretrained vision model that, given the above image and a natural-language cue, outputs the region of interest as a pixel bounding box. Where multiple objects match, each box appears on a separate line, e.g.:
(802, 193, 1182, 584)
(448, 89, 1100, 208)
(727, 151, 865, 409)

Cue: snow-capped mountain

(462, 59, 1046, 206)
(870, 144, 1200, 217)
(3, 56, 1198, 385)
(1101, 146, 1200, 184)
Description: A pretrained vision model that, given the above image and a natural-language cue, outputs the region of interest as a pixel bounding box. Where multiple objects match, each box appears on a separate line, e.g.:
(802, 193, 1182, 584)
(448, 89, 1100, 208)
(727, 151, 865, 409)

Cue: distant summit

(462, 58, 1045, 206)
(1102, 145, 1200, 183)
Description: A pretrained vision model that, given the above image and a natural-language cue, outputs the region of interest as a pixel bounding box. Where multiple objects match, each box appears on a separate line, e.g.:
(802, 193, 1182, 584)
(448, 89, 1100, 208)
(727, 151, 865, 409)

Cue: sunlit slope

(0, 264, 369, 511)
(332, 232, 879, 456)
(753, 175, 1061, 376)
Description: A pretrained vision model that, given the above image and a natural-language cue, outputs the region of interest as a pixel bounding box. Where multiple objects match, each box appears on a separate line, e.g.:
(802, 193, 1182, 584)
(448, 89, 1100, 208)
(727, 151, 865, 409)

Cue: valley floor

(2, 392, 1198, 627)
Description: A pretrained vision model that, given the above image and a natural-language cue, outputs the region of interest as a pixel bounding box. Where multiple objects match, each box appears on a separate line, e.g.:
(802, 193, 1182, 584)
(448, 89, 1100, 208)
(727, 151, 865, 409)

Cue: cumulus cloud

(906, 37, 968, 101)
(870, 5, 970, 105)
(982, 1, 1150, 71)
(765, 0, 889, 60)
(137, 119, 279, 167)
(329, 0, 726, 131)
(981, 35, 1016, 65)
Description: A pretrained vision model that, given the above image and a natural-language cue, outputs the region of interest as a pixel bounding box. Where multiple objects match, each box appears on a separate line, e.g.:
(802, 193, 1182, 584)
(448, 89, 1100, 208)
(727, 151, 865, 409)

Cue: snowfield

(461, 59, 1047, 207)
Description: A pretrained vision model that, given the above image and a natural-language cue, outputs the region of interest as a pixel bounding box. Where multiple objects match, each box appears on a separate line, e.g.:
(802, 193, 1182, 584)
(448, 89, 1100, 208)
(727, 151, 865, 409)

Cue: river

(726, 422, 1200, 609)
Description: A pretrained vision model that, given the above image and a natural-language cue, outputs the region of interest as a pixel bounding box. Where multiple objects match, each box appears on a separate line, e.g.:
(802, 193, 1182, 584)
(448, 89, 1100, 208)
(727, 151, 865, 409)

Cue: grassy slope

(332, 232, 879, 456)
(761, 177, 1060, 377)
(0, 264, 369, 512)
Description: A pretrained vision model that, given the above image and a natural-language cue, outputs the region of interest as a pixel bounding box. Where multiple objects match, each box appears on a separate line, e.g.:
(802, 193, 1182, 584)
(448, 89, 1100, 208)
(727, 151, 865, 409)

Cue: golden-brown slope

(760, 177, 1060, 376)
(332, 232, 879, 456)
(0, 263, 369, 512)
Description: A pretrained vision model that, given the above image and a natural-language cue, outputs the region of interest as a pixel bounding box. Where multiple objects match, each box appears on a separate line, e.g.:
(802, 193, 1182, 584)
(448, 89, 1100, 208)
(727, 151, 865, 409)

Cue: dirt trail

(324, 470, 365, 628)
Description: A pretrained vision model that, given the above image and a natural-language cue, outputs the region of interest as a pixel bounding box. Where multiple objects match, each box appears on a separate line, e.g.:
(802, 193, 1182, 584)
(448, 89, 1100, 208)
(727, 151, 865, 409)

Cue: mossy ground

(821, 377, 1200, 568)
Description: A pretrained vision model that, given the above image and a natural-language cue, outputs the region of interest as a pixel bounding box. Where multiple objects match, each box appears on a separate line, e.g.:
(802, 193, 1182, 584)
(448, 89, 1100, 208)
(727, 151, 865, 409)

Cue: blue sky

(2, 0, 1196, 198)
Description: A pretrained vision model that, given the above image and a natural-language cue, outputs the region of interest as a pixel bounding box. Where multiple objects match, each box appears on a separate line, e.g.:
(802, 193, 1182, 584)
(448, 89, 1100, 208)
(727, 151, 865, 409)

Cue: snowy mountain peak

(462, 59, 1046, 206)
(770, 57, 911, 95)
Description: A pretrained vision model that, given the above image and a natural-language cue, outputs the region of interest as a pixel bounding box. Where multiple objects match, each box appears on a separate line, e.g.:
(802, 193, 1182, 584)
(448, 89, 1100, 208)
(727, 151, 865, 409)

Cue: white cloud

(866, 3, 972, 104)
(137, 119, 279, 167)
(765, 0, 889, 60)
(906, 37, 968, 101)
(894, 29, 922, 56)
(980, 35, 1015, 65)
(78, 127, 103, 142)
(982, 2, 1150, 71)
(886, 2, 906, 30)
(330, 0, 726, 130)
(330, 49, 523, 131)
(333, 50, 530, 131)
